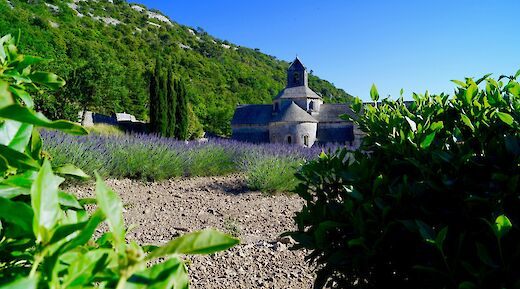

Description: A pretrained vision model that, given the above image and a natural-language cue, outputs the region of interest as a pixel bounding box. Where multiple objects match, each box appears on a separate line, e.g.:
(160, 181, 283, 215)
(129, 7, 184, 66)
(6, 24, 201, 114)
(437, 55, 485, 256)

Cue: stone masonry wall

(269, 122, 317, 147)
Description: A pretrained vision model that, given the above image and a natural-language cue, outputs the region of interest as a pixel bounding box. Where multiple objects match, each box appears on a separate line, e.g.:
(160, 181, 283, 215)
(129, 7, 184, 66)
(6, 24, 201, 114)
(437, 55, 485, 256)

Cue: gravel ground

(70, 174, 315, 288)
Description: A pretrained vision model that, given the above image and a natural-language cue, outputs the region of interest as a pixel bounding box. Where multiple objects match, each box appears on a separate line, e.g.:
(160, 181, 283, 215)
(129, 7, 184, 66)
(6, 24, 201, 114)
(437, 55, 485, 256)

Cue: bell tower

(286, 56, 308, 88)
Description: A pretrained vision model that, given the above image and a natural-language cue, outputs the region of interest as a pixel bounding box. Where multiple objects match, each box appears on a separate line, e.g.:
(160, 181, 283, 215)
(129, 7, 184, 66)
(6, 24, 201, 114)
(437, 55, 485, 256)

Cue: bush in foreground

(287, 72, 520, 288)
(87, 124, 125, 136)
(0, 34, 238, 288)
(244, 156, 301, 194)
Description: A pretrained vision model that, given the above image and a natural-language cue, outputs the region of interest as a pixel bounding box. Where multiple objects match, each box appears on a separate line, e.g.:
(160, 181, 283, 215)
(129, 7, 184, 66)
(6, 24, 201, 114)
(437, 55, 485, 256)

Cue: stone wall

(79, 111, 117, 127)
(269, 122, 317, 147)
(79, 111, 147, 133)
(232, 125, 270, 143)
(351, 124, 365, 150)
(316, 122, 354, 145)
(307, 99, 322, 114)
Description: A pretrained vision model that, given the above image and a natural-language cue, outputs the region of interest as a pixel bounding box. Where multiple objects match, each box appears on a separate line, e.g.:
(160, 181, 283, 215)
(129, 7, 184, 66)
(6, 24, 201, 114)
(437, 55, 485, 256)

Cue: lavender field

(42, 130, 340, 193)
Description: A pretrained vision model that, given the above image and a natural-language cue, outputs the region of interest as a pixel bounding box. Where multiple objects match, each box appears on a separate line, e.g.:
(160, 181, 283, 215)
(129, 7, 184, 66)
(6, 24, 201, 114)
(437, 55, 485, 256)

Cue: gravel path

(70, 174, 315, 288)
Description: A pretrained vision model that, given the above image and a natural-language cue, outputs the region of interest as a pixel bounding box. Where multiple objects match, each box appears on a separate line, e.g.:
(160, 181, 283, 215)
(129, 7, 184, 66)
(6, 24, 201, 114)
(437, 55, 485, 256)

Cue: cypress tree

(149, 59, 161, 133)
(174, 78, 189, 140)
(158, 69, 168, 136)
(151, 63, 189, 139)
(166, 68, 177, 138)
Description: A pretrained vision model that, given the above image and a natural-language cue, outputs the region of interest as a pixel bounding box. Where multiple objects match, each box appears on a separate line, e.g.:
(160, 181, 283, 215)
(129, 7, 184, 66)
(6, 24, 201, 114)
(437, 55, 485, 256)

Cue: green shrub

(245, 156, 300, 194)
(87, 124, 125, 136)
(110, 143, 184, 180)
(187, 103, 204, 140)
(287, 73, 520, 288)
(186, 146, 237, 177)
(0, 34, 238, 288)
(45, 136, 111, 177)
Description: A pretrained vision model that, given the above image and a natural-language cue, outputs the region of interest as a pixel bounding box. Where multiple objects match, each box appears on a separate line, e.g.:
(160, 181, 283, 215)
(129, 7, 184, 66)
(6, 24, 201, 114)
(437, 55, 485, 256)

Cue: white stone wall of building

(307, 99, 323, 113)
(80, 111, 94, 127)
(269, 122, 317, 147)
(232, 125, 270, 142)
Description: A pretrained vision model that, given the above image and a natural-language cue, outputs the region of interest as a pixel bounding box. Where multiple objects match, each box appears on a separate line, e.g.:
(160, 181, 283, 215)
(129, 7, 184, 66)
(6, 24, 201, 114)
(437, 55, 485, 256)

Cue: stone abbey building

(231, 57, 360, 147)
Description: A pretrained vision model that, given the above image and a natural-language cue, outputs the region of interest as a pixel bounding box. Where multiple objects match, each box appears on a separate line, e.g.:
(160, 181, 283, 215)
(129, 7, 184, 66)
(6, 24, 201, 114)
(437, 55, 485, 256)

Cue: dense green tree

(158, 68, 168, 136)
(150, 66, 191, 139)
(186, 103, 204, 139)
(0, 0, 353, 136)
(174, 78, 189, 140)
(165, 68, 177, 137)
(149, 59, 160, 132)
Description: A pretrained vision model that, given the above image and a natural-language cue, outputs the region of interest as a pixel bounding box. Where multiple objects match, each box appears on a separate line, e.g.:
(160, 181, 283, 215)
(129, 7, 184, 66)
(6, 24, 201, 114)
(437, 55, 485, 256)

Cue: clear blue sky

(136, 0, 519, 101)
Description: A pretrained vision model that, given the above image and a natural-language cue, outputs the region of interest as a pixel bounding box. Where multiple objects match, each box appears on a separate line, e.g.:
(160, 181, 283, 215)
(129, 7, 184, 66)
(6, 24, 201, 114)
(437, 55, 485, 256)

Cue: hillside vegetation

(0, 0, 352, 135)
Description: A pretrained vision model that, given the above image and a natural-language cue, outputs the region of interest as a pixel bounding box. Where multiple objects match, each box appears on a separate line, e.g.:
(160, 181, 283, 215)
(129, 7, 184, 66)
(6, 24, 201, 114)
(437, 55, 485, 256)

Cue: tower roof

(274, 86, 322, 100)
(288, 56, 306, 71)
(271, 101, 318, 123)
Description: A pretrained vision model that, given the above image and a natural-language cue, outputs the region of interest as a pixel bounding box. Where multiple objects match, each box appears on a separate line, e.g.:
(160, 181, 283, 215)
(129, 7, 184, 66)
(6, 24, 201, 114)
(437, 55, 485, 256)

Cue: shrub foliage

(149, 59, 190, 139)
(42, 130, 334, 191)
(0, 34, 239, 288)
(287, 72, 520, 288)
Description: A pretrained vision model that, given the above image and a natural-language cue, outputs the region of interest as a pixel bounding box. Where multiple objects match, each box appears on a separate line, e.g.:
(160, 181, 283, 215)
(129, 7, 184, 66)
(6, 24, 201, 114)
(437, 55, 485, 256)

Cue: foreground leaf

(0, 276, 38, 289)
(0, 120, 33, 152)
(494, 215, 512, 239)
(420, 132, 436, 149)
(95, 173, 125, 249)
(28, 128, 42, 161)
(405, 116, 417, 132)
(127, 257, 189, 289)
(451, 79, 468, 88)
(0, 104, 87, 135)
(0, 170, 37, 198)
(31, 159, 63, 244)
(370, 84, 379, 102)
(146, 229, 239, 260)
(0, 80, 14, 108)
(58, 191, 83, 209)
(29, 71, 66, 90)
(460, 114, 475, 132)
(59, 210, 105, 252)
(0, 197, 33, 234)
(496, 112, 514, 126)
(55, 164, 90, 180)
(0, 143, 39, 170)
(61, 250, 110, 288)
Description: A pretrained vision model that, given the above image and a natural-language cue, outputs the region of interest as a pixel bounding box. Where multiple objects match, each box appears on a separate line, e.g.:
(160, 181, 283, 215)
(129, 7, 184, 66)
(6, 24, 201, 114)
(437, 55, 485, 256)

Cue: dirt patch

(70, 174, 314, 288)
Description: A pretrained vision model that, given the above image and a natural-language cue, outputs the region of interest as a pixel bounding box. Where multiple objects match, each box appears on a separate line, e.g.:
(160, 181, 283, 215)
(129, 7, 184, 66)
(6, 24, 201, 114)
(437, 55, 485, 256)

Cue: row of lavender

(41, 130, 340, 193)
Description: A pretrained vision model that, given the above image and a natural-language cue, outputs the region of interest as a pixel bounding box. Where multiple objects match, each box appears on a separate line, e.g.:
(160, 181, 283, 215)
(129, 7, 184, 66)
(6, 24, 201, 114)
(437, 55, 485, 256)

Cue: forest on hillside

(0, 0, 353, 135)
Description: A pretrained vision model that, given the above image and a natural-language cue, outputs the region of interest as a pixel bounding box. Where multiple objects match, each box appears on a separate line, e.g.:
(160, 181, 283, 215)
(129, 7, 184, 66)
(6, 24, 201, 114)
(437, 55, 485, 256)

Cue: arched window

(309, 101, 314, 111)
(304, 135, 309, 146)
(287, 135, 292, 144)
(293, 72, 299, 84)
(274, 102, 279, 112)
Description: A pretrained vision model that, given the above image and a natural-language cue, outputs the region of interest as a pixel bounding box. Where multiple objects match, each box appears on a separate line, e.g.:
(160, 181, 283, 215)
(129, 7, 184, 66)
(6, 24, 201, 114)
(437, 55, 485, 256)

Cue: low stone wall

(118, 121, 149, 133)
(79, 111, 147, 133)
(232, 125, 270, 143)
